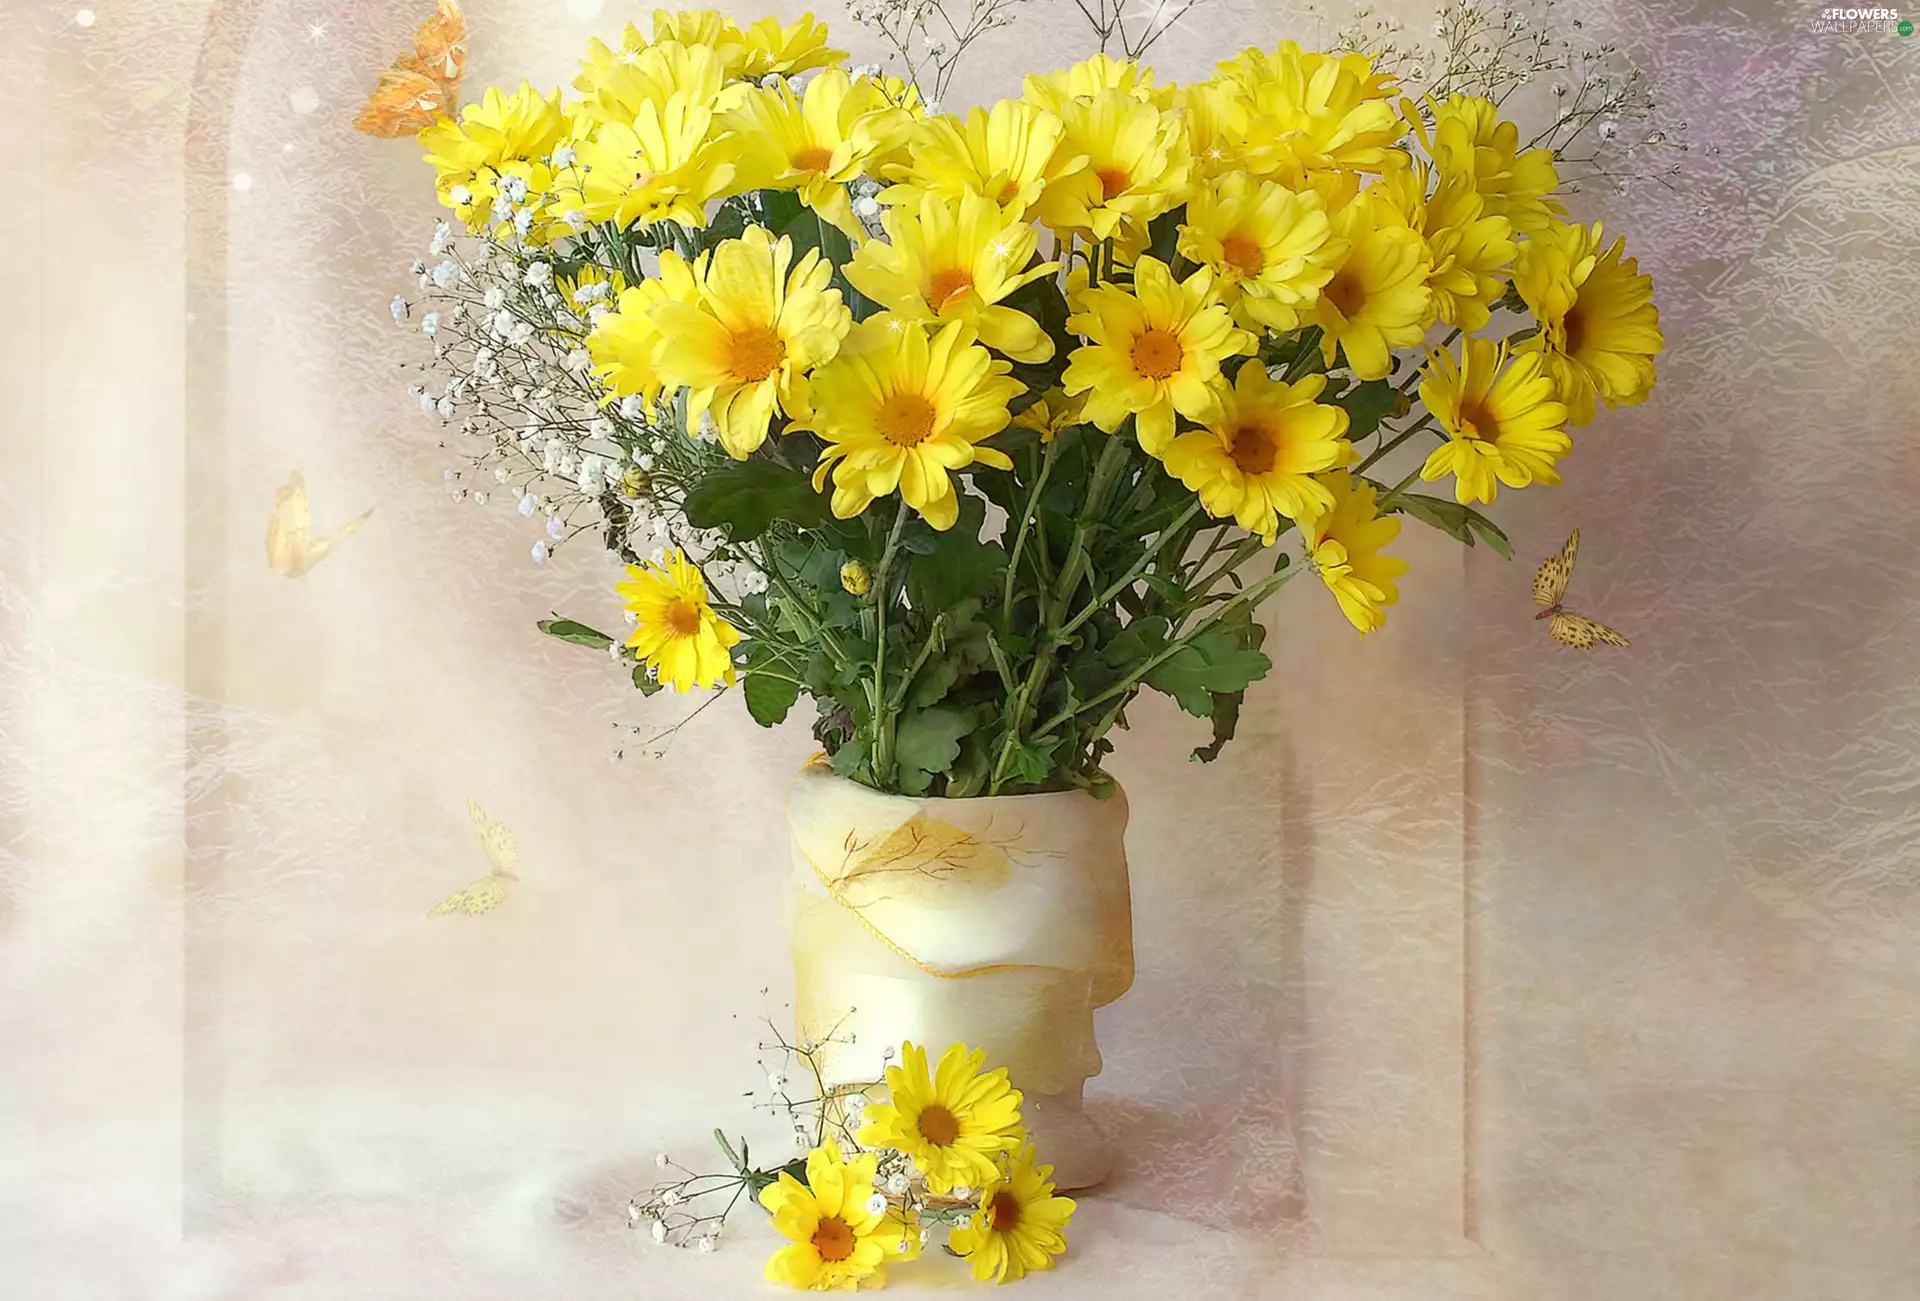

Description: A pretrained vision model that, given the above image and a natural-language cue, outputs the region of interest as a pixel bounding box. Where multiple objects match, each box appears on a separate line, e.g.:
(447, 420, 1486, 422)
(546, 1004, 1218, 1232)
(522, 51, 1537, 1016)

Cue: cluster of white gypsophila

(393, 204, 769, 608)
(843, 0, 1032, 101)
(1314, 0, 1695, 197)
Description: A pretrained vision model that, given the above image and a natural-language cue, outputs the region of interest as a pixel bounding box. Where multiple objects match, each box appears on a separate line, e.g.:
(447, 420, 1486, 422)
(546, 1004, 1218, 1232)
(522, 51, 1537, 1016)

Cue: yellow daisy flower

(573, 38, 742, 129)
(882, 100, 1076, 218)
(419, 83, 569, 234)
(1417, 337, 1571, 505)
(846, 192, 1060, 363)
(1021, 52, 1162, 115)
(1513, 220, 1663, 426)
(1375, 166, 1516, 333)
(649, 226, 853, 458)
(559, 93, 739, 230)
(1304, 193, 1434, 380)
(948, 1145, 1077, 1285)
(724, 69, 912, 239)
(759, 1140, 893, 1292)
(617, 549, 740, 691)
(1300, 470, 1408, 635)
(1222, 42, 1403, 182)
(1178, 173, 1346, 334)
(1063, 257, 1255, 455)
(1428, 95, 1564, 234)
(804, 319, 1024, 531)
(1033, 89, 1191, 243)
(1009, 388, 1087, 442)
(1159, 368, 1352, 543)
(1178, 77, 1255, 180)
(856, 1041, 1026, 1194)
(648, 6, 732, 50)
(586, 251, 700, 401)
(732, 12, 846, 80)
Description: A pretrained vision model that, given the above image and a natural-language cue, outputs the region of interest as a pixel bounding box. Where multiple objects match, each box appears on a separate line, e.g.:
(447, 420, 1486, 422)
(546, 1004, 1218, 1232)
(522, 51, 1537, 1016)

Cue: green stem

(1374, 464, 1425, 513)
(761, 545, 851, 667)
(1353, 413, 1436, 475)
(884, 614, 948, 712)
(1053, 436, 1132, 610)
(1185, 534, 1270, 606)
(868, 503, 912, 784)
(1002, 435, 1062, 625)
(1058, 501, 1202, 639)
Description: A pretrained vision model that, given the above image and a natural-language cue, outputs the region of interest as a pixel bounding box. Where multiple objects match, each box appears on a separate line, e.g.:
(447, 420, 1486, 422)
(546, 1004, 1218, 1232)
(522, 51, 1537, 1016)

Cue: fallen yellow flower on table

(761, 1140, 893, 1292)
(949, 1144, 1076, 1284)
(857, 1041, 1025, 1195)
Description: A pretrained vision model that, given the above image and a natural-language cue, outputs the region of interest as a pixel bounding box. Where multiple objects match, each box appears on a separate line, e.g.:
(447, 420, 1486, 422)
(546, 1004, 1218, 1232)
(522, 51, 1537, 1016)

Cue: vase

(783, 759, 1134, 1191)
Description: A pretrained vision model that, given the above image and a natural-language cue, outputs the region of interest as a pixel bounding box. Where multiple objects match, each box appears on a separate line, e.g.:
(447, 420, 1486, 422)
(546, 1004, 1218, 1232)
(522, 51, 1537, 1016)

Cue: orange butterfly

(353, 0, 467, 138)
(1532, 530, 1630, 649)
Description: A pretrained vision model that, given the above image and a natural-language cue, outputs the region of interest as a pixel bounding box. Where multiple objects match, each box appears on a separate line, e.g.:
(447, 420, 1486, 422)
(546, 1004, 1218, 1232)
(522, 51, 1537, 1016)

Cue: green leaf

(999, 733, 1063, 790)
(1144, 628, 1272, 717)
(743, 667, 801, 727)
(682, 458, 831, 540)
(906, 496, 1003, 613)
(1388, 493, 1513, 558)
(1100, 615, 1170, 669)
(892, 703, 979, 790)
(632, 663, 665, 696)
(538, 617, 614, 649)
(830, 735, 871, 781)
(1191, 691, 1243, 763)
(905, 657, 960, 711)
(1333, 379, 1401, 441)
(1145, 206, 1185, 265)
(714, 1128, 744, 1174)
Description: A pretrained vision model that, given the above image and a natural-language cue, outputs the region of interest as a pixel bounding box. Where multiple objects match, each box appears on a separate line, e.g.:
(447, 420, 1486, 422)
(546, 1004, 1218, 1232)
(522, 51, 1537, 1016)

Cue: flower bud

(840, 560, 872, 596)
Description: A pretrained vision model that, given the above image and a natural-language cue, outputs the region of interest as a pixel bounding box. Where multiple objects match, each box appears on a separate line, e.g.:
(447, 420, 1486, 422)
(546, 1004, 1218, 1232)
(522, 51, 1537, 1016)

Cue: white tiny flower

(531, 540, 549, 564)
(547, 515, 566, 540)
(769, 1070, 790, 1091)
(524, 261, 553, 288)
(651, 546, 668, 566)
(443, 468, 457, 483)
(493, 466, 510, 483)
(389, 296, 408, 325)
(656, 1153, 672, 1169)
(607, 641, 621, 662)
(854, 195, 880, 218)
(661, 1189, 681, 1207)
(564, 347, 592, 375)
(865, 1193, 889, 1218)
(410, 258, 426, 276)
(885, 1171, 909, 1196)
(627, 1202, 643, 1224)
(851, 62, 881, 78)
(649, 1219, 667, 1244)
(925, 99, 943, 114)
(651, 518, 670, 539)
(953, 1214, 971, 1231)
(761, 73, 782, 88)
(437, 396, 456, 418)
(421, 311, 440, 337)
(472, 491, 488, 506)
(509, 320, 534, 345)
(917, 1227, 930, 1245)
(552, 144, 577, 168)
(484, 286, 506, 310)
(794, 1128, 813, 1153)
(1599, 120, 1618, 139)
(623, 609, 638, 626)
(590, 417, 614, 439)
(491, 308, 515, 336)
(950, 1185, 971, 1201)
(618, 395, 646, 420)
(430, 220, 453, 255)
(636, 452, 656, 471)
(696, 1235, 716, 1254)
(418, 392, 436, 413)
(502, 174, 530, 203)
(577, 453, 605, 493)
(449, 184, 472, 206)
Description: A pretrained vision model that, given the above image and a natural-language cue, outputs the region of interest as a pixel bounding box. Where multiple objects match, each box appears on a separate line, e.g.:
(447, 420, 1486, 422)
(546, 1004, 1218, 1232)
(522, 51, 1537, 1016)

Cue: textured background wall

(1, 1, 1915, 1298)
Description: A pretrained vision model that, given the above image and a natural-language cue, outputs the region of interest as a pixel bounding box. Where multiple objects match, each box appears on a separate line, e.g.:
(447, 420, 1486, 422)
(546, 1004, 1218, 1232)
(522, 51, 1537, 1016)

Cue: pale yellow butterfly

(267, 470, 374, 577)
(429, 798, 522, 917)
(1532, 529, 1630, 649)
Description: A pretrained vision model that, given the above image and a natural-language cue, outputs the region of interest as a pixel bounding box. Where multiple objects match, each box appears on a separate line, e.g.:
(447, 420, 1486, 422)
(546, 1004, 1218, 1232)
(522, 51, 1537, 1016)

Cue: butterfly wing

(428, 874, 510, 917)
(1532, 530, 1579, 608)
(412, 0, 468, 92)
(353, 66, 453, 137)
(468, 797, 522, 874)
(266, 472, 312, 576)
(1548, 611, 1630, 649)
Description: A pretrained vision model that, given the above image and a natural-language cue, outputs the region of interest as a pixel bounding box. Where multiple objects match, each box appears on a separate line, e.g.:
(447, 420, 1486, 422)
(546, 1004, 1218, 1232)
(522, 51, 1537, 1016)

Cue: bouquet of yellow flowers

(396, 5, 1662, 798)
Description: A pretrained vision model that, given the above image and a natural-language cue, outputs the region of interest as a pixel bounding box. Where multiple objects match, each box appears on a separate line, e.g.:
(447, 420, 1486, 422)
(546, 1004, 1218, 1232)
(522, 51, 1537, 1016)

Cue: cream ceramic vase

(784, 760, 1134, 1190)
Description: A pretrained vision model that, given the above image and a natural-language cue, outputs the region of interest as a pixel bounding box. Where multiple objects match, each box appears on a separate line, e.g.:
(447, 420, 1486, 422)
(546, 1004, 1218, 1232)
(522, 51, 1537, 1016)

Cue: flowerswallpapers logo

(1810, 5, 1909, 32)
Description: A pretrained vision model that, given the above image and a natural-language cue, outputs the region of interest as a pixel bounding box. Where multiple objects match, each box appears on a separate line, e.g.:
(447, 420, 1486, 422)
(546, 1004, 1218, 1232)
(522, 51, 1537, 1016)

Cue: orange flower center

(929, 266, 975, 309)
(989, 1190, 1022, 1231)
(1095, 166, 1131, 201)
(791, 145, 835, 174)
(1221, 233, 1265, 278)
(877, 393, 938, 448)
(725, 326, 787, 382)
(1130, 328, 1184, 380)
(1229, 422, 1279, 475)
(1322, 271, 1365, 318)
(665, 599, 703, 636)
(1457, 399, 1496, 442)
(811, 1215, 856, 1262)
(1561, 305, 1588, 357)
(996, 177, 1023, 202)
(917, 1103, 960, 1146)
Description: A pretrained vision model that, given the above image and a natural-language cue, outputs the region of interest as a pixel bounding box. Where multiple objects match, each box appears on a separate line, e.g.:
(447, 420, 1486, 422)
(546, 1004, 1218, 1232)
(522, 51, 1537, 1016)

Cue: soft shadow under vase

(783, 761, 1134, 1191)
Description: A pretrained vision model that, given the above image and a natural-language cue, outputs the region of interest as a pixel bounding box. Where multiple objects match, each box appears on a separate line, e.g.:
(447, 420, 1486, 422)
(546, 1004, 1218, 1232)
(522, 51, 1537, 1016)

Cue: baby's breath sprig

(844, 0, 1033, 101)
(1071, 0, 1213, 61)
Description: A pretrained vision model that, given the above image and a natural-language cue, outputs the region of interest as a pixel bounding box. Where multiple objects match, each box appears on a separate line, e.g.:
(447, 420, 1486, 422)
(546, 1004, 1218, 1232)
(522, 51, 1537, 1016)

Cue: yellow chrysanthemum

(1222, 42, 1403, 182)
(732, 12, 846, 80)
(586, 251, 699, 400)
(1428, 95, 1563, 234)
(759, 1140, 893, 1292)
(856, 1042, 1026, 1195)
(1178, 173, 1346, 334)
(1375, 165, 1516, 332)
(617, 549, 740, 691)
(1513, 219, 1663, 425)
(1178, 77, 1255, 180)
(847, 192, 1059, 363)
(648, 6, 732, 50)
(1418, 337, 1571, 505)
(881, 100, 1076, 218)
(724, 70, 912, 238)
(1160, 368, 1352, 543)
(649, 226, 852, 457)
(1305, 194, 1433, 380)
(1022, 53, 1163, 115)
(1062, 257, 1255, 455)
(559, 93, 739, 230)
(1033, 89, 1191, 243)
(804, 319, 1023, 530)
(1300, 470, 1408, 635)
(1009, 388, 1087, 442)
(573, 38, 742, 128)
(419, 83, 569, 234)
(948, 1145, 1076, 1285)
